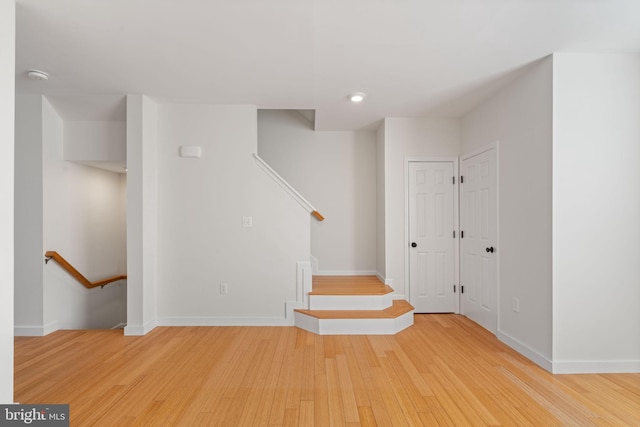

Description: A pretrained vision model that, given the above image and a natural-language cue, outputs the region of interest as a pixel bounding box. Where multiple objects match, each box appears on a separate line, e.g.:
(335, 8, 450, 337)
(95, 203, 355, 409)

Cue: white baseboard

(157, 316, 292, 327)
(110, 322, 127, 330)
(14, 321, 59, 337)
(376, 273, 393, 286)
(497, 329, 553, 372)
(124, 319, 157, 336)
(498, 330, 640, 374)
(314, 270, 377, 276)
(551, 359, 640, 374)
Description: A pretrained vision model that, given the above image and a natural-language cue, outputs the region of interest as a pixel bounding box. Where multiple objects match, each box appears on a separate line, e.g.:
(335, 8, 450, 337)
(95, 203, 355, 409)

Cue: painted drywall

(552, 53, 640, 373)
(156, 104, 309, 324)
(64, 121, 126, 163)
(382, 118, 460, 297)
(42, 98, 126, 330)
(14, 95, 126, 334)
(125, 95, 158, 335)
(375, 121, 386, 281)
(461, 57, 553, 368)
(14, 96, 44, 331)
(257, 110, 376, 275)
(0, 0, 15, 403)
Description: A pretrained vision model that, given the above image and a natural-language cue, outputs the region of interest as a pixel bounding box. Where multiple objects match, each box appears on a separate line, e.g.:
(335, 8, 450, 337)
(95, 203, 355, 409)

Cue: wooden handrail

(44, 251, 126, 289)
(311, 210, 325, 221)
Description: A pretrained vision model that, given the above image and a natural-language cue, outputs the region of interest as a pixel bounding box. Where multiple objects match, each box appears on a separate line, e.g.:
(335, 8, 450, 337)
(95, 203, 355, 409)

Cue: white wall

(257, 110, 377, 275)
(125, 95, 158, 335)
(41, 98, 126, 331)
(156, 104, 309, 324)
(14, 96, 44, 331)
(0, 0, 15, 403)
(376, 121, 386, 280)
(461, 57, 553, 368)
(382, 118, 460, 297)
(14, 95, 126, 334)
(64, 121, 126, 164)
(552, 53, 640, 373)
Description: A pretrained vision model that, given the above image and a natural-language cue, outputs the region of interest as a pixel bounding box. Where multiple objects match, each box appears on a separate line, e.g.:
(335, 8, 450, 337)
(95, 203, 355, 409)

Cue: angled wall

(461, 57, 554, 369)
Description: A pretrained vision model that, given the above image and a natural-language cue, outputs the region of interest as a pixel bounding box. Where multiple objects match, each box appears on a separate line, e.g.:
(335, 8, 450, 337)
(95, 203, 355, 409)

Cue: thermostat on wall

(180, 145, 202, 158)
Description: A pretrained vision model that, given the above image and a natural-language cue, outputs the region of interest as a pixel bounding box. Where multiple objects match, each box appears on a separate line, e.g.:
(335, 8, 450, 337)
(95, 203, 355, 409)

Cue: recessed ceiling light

(27, 69, 49, 81)
(348, 92, 366, 102)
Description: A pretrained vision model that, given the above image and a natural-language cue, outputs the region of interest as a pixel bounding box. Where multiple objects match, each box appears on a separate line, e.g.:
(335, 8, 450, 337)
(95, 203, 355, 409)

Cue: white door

(460, 148, 497, 333)
(409, 161, 456, 313)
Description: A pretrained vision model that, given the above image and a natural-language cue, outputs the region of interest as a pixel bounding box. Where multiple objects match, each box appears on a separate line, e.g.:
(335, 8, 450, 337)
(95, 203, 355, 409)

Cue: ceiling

(15, 0, 640, 131)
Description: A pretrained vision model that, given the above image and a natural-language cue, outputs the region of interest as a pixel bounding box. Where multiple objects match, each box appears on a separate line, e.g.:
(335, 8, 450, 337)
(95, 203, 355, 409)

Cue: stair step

(310, 276, 394, 296)
(308, 276, 394, 309)
(296, 299, 413, 319)
(294, 300, 415, 335)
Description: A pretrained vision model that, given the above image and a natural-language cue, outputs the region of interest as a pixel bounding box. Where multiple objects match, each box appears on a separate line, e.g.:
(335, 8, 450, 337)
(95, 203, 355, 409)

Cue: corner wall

(375, 121, 386, 281)
(14, 96, 44, 332)
(461, 57, 554, 368)
(257, 110, 376, 275)
(42, 95, 126, 330)
(382, 117, 460, 297)
(156, 104, 309, 325)
(125, 95, 158, 335)
(0, 0, 15, 403)
(14, 95, 127, 334)
(552, 53, 640, 373)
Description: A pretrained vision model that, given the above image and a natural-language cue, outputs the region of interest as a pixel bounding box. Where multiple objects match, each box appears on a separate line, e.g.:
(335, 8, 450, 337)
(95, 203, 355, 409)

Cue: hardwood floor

(310, 276, 393, 295)
(15, 315, 640, 426)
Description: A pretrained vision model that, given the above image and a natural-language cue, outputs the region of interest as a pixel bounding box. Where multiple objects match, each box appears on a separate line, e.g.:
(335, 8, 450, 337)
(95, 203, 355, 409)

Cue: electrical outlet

(220, 283, 228, 295)
(512, 297, 520, 313)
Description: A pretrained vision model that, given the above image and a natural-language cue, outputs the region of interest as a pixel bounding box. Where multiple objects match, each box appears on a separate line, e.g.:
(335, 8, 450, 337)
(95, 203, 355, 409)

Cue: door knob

(411, 242, 417, 248)
(486, 246, 494, 253)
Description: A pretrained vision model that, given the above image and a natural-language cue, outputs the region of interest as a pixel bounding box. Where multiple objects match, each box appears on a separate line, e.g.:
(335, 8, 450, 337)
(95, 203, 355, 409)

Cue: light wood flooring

(14, 314, 640, 426)
(310, 276, 393, 295)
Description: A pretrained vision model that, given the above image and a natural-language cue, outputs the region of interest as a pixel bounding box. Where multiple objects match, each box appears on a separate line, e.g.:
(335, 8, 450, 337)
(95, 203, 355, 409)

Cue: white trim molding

(124, 319, 157, 336)
(14, 321, 59, 337)
(551, 360, 640, 374)
(158, 316, 293, 327)
(254, 153, 318, 214)
(314, 270, 377, 276)
(498, 329, 553, 373)
(376, 273, 393, 286)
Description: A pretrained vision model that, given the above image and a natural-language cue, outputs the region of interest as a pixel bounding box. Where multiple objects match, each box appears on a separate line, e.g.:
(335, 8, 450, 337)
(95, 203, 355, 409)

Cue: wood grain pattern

(14, 316, 640, 426)
(44, 251, 126, 288)
(295, 300, 413, 319)
(310, 276, 393, 295)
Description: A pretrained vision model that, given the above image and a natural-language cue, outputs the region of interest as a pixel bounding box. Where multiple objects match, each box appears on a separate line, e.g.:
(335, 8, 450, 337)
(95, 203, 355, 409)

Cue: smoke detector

(27, 69, 49, 81)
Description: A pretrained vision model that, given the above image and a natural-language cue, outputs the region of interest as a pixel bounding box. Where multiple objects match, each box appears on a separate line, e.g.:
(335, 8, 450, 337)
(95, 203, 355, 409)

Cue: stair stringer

(285, 261, 313, 324)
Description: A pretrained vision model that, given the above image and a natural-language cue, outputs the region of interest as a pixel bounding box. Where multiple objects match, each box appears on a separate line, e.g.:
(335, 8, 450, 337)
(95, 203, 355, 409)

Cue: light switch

(242, 216, 253, 227)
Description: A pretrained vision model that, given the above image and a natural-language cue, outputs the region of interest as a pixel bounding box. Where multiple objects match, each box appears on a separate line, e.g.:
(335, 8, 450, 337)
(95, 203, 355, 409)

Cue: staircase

(294, 276, 414, 335)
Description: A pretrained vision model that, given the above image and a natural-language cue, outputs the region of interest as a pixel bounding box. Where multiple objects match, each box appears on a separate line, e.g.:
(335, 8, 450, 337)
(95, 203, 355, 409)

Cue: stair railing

(254, 153, 325, 221)
(44, 251, 126, 289)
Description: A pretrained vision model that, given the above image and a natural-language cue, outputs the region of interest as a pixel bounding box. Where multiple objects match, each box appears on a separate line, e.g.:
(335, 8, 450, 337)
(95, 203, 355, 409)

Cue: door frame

(460, 142, 500, 332)
(405, 156, 460, 313)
